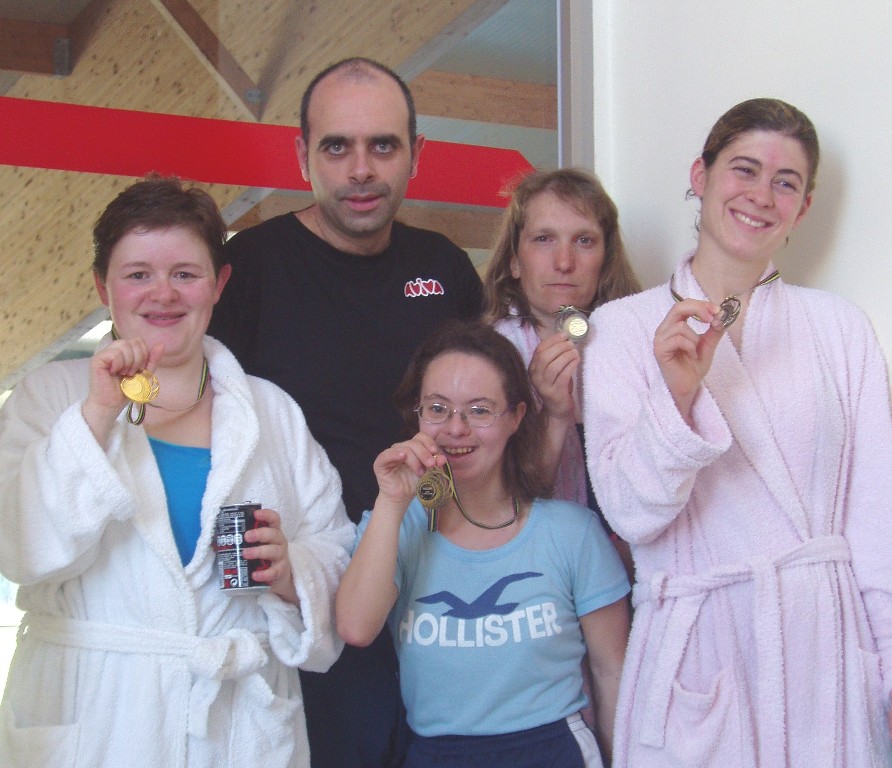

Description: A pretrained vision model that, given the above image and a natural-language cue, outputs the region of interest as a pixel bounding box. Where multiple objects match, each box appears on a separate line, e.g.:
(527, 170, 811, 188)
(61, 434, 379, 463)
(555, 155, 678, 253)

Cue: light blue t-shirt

(355, 497, 630, 737)
(149, 437, 211, 566)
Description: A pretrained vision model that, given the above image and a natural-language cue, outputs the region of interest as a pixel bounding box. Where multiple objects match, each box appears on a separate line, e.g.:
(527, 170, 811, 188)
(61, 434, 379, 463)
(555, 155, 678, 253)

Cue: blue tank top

(149, 437, 211, 566)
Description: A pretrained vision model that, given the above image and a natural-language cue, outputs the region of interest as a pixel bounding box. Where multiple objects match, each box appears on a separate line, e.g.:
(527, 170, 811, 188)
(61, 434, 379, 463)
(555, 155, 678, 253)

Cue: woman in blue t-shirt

(337, 320, 630, 768)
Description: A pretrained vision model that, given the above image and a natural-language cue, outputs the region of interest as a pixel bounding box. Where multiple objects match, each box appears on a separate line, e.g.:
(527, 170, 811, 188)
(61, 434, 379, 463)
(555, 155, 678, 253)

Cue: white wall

(589, 1, 892, 362)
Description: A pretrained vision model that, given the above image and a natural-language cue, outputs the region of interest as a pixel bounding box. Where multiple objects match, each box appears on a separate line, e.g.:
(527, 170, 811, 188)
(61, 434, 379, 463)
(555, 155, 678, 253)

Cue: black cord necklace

(453, 481, 519, 530)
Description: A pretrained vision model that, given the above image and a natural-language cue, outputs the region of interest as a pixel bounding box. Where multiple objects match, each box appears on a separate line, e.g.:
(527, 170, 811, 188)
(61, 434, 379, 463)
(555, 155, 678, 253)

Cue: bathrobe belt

(631, 535, 851, 767)
(20, 613, 271, 740)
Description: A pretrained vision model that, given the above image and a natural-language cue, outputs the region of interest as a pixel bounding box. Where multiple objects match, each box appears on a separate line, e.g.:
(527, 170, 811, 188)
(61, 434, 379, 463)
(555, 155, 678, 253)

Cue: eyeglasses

(415, 402, 513, 429)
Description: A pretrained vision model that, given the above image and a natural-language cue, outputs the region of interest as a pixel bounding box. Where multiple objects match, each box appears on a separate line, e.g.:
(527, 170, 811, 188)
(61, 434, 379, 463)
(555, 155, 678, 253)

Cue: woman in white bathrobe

(0, 177, 354, 768)
(584, 98, 892, 766)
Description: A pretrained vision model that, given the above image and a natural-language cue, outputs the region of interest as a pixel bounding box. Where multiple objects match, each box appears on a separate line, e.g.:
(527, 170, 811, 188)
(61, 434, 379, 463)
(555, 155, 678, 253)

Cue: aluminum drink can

(214, 503, 270, 592)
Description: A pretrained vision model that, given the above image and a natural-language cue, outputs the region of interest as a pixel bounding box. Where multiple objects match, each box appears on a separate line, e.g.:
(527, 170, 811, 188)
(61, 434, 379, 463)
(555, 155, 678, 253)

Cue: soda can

(214, 503, 270, 593)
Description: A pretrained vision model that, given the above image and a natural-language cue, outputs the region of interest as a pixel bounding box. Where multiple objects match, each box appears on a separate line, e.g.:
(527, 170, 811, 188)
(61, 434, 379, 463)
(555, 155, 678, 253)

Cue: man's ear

(409, 134, 426, 179)
(296, 135, 310, 182)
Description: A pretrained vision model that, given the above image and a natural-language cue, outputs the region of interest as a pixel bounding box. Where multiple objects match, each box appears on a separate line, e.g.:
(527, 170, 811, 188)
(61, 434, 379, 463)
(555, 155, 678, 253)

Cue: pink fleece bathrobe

(583, 254, 892, 767)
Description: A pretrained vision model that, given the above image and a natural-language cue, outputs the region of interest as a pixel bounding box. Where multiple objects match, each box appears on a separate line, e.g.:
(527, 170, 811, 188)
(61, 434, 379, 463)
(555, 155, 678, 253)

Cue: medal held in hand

(711, 297, 741, 331)
(416, 460, 454, 532)
(120, 371, 159, 403)
(669, 269, 780, 332)
(120, 371, 160, 425)
(555, 306, 589, 343)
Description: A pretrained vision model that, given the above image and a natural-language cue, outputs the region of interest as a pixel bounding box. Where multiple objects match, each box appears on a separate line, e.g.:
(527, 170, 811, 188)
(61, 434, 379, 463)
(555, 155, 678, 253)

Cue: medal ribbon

(669, 270, 780, 330)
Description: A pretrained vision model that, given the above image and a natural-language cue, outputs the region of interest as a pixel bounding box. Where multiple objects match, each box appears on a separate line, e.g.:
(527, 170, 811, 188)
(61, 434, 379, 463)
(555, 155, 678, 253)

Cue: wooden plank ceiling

(0, 0, 556, 386)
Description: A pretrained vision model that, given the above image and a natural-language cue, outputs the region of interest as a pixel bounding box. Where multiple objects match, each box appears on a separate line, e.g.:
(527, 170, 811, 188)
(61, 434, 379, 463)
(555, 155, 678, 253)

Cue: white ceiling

(434, 0, 556, 86)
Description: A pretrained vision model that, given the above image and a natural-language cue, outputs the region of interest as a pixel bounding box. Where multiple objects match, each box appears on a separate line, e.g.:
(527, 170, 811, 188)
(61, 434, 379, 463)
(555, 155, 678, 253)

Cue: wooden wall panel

(410, 70, 556, 129)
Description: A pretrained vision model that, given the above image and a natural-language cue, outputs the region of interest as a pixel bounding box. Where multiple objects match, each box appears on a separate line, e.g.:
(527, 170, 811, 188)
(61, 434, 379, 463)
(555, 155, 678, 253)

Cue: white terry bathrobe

(0, 336, 355, 768)
(583, 255, 892, 767)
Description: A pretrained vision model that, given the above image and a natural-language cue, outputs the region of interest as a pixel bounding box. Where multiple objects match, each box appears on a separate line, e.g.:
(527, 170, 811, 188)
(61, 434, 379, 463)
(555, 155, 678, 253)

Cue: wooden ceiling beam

(0, 0, 124, 79)
(69, 0, 115, 67)
(146, 0, 263, 121)
(0, 17, 70, 76)
(411, 70, 556, 130)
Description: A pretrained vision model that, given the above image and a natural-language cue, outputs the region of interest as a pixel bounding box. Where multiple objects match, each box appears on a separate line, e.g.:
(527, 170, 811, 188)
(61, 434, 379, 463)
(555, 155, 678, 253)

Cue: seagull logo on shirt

(416, 572, 542, 619)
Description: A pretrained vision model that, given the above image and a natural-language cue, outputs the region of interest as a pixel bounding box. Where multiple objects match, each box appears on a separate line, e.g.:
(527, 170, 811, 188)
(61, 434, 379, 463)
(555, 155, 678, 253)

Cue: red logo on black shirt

(405, 278, 445, 298)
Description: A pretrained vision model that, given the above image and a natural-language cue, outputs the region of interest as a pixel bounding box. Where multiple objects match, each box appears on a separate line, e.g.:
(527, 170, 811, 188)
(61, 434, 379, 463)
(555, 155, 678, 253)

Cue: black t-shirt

(208, 213, 484, 522)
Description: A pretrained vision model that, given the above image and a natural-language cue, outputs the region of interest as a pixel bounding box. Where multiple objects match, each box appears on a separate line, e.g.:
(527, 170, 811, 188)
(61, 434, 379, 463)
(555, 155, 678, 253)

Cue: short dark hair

(393, 320, 552, 503)
(483, 168, 641, 327)
(299, 57, 417, 147)
(700, 98, 820, 195)
(92, 175, 227, 280)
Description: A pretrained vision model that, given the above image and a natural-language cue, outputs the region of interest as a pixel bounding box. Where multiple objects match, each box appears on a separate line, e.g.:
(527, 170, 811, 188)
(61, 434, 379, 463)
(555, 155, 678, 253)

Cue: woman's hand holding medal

(82, 338, 164, 446)
(528, 332, 580, 424)
(373, 433, 445, 514)
(653, 298, 725, 426)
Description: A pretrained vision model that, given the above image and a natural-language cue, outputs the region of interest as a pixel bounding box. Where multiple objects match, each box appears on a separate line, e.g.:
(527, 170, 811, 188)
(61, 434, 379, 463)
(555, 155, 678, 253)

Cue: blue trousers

(404, 715, 599, 768)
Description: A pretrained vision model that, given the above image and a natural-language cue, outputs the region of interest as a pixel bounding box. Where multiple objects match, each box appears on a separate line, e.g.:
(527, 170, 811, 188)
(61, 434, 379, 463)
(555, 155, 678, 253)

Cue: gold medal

(120, 371, 160, 404)
(417, 466, 452, 509)
(556, 306, 589, 343)
(416, 461, 453, 532)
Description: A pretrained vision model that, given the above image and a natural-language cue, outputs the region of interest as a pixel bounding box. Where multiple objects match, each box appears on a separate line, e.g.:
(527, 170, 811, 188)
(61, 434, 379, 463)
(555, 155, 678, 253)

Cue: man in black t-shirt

(209, 58, 483, 768)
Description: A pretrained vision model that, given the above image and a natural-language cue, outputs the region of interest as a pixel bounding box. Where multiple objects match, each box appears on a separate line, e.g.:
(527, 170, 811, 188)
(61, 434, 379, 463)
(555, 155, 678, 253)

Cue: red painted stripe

(0, 97, 533, 208)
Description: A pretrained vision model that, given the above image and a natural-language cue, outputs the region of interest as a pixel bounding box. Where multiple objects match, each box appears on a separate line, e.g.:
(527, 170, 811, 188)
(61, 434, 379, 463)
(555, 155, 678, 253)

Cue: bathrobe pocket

(0, 704, 80, 768)
(636, 592, 747, 765)
(845, 645, 891, 763)
(660, 668, 739, 765)
(227, 672, 304, 768)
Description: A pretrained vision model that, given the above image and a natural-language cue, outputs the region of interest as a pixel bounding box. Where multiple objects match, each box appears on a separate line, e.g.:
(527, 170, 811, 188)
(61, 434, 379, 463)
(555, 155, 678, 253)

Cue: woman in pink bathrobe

(583, 98, 892, 766)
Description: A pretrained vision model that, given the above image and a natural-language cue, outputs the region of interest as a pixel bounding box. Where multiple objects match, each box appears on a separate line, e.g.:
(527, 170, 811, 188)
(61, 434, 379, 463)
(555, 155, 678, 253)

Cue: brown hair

(483, 168, 640, 328)
(700, 98, 820, 195)
(393, 320, 552, 502)
(92, 175, 227, 280)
